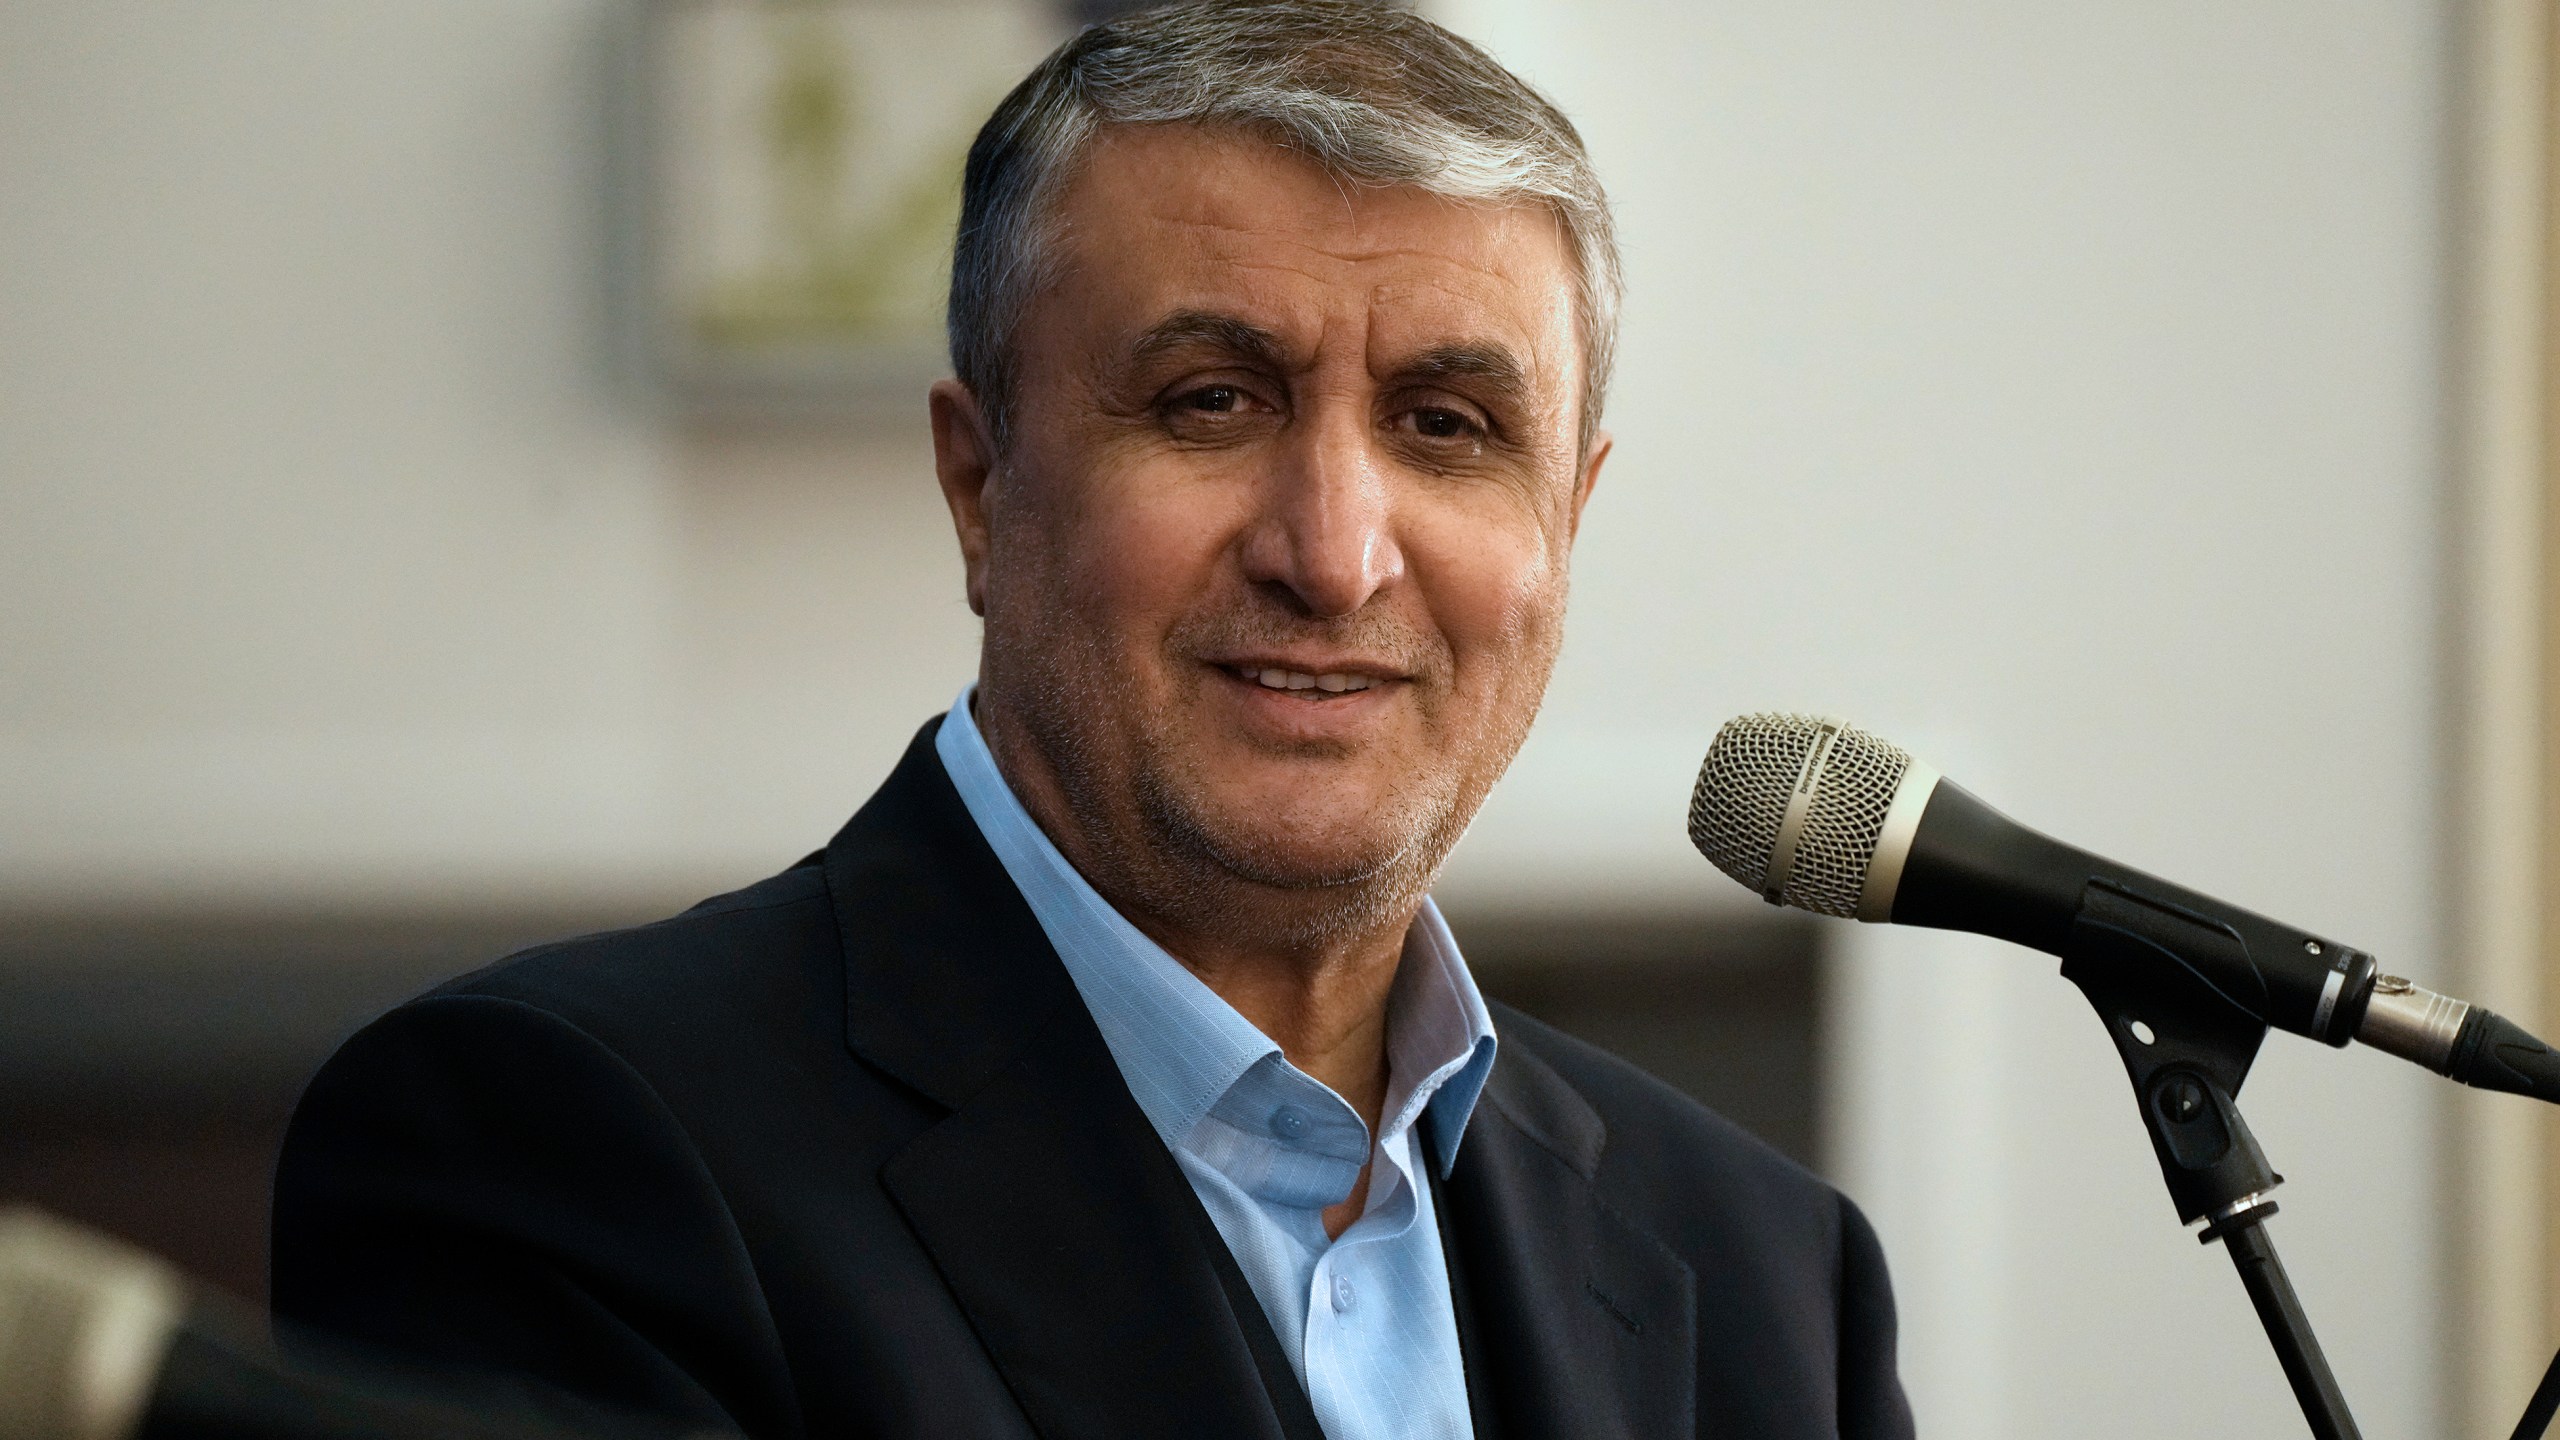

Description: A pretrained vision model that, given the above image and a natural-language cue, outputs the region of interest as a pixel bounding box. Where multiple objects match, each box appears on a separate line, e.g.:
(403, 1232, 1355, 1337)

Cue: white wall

(0, 2, 2457, 1435)
(1436, 1, 2451, 1435)
(0, 4, 983, 908)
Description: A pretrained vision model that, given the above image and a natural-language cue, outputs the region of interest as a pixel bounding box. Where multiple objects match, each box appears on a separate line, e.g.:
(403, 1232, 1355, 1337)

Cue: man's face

(938, 125, 1605, 937)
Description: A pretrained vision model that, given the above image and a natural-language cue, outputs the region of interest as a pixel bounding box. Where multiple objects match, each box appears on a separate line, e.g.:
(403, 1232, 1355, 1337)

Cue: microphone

(0, 1207, 182, 1440)
(1687, 712, 2560, 1104)
(0, 1208, 731, 1440)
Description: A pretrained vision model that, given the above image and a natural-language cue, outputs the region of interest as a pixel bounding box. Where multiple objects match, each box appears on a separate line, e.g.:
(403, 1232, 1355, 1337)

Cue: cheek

(993, 467, 1238, 648)
(1412, 507, 1570, 684)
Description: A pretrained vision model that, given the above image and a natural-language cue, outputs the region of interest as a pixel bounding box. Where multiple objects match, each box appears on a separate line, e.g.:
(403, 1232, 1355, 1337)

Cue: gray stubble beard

(982, 598, 1556, 963)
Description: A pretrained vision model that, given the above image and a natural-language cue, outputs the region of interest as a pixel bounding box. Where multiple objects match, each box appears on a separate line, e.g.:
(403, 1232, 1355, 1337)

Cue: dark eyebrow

(1128, 315, 1535, 410)
(1396, 342, 1532, 406)
(1128, 310, 1290, 371)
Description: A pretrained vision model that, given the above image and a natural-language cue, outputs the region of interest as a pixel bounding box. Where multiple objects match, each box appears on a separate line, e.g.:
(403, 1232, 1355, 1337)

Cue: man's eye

(1183, 386, 1243, 414)
(1410, 408, 1477, 440)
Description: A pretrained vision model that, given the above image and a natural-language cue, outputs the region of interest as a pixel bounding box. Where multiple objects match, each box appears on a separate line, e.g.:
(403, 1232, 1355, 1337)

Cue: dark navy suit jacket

(272, 720, 1914, 1439)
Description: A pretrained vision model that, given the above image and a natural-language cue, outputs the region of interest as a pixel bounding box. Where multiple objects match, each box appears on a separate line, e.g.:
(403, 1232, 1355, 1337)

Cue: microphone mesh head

(1688, 713, 1916, 918)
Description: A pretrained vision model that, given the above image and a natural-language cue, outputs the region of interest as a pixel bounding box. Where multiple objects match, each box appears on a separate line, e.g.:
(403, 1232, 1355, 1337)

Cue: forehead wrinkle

(1212, 235, 1528, 290)
(1126, 164, 1545, 260)
(1132, 209, 1532, 283)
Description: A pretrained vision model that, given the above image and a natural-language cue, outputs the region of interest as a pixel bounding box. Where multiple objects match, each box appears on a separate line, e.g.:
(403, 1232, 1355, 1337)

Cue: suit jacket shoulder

(274, 726, 1310, 1440)
(1491, 1001, 1843, 1257)
(431, 863, 851, 1126)
(1444, 1003, 1913, 1440)
(272, 863, 867, 1438)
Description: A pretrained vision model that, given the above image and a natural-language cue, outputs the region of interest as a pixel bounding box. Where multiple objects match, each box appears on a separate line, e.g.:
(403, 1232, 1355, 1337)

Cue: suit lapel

(1441, 1039, 1698, 1440)
(823, 722, 1300, 1440)
(878, 1024, 1303, 1440)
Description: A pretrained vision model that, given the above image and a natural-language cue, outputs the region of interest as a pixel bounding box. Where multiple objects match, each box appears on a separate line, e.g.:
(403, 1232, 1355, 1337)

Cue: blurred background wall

(0, 2, 2514, 1437)
(1442, 3, 2461, 1437)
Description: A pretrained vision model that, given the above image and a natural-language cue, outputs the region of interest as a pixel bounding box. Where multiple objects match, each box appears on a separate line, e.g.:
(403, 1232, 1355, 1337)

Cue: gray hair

(948, 0, 1621, 456)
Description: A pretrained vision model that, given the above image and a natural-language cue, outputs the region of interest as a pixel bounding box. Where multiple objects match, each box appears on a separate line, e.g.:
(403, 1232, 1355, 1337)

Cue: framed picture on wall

(638, 0, 1070, 417)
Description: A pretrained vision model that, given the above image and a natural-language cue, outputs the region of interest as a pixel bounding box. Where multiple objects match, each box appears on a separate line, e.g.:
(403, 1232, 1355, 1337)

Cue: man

(273, 5, 1913, 1438)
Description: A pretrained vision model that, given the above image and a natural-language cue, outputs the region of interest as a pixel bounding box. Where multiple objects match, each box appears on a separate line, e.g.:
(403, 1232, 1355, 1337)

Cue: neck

(1148, 920, 1406, 1133)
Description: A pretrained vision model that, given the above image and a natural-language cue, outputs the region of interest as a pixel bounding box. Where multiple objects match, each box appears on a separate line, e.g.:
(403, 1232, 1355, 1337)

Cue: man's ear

(1567, 430, 1611, 544)
(930, 378, 999, 617)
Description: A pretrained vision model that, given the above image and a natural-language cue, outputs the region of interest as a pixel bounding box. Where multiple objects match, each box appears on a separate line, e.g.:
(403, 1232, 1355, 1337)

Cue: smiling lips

(1223, 664, 1385, 695)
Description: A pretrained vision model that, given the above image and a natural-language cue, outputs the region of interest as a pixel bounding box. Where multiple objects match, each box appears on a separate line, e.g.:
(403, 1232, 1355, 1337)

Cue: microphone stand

(2059, 886, 2360, 1440)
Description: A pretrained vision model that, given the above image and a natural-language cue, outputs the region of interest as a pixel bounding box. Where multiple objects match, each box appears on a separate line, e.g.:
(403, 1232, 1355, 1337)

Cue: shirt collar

(934, 686, 1497, 1177)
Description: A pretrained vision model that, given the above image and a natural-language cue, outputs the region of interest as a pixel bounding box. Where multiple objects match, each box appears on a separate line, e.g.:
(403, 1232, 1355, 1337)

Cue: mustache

(1165, 602, 1448, 679)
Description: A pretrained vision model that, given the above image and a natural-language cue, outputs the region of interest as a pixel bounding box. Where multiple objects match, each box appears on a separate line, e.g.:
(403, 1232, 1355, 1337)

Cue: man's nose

(1237, 407, 1405, 618)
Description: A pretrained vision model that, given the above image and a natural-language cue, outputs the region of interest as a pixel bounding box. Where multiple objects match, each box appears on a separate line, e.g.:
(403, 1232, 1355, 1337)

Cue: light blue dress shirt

(935, 688, 1497, 1440)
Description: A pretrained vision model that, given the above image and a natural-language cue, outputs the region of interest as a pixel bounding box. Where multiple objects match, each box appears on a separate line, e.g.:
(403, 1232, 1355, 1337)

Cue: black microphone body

(1892, 779, 2378, 1050)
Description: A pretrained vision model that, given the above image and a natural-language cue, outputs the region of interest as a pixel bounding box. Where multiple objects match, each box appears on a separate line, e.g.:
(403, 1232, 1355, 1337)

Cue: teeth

(1234, 667, 1376, 693)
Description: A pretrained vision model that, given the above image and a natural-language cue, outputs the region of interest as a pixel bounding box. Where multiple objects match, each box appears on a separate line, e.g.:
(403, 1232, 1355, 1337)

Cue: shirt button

(1269, 1105, 1310, 1140)
(1331, 1275, 1356, 1313)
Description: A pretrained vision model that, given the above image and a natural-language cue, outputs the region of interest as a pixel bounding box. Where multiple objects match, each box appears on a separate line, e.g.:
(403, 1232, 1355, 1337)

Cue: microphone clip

(2062, 879, 2278, 1228)
(2057, 880, 2364, 1438)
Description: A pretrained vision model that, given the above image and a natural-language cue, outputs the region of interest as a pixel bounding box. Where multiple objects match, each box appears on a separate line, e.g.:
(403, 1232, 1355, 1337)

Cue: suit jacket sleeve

(271, 992, 799, 1438)
(1836, 1192, 1915, 1439)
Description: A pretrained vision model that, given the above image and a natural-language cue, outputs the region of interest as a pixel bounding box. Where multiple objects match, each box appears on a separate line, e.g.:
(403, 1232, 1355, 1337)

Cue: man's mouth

(1222, 665, 1381, 694)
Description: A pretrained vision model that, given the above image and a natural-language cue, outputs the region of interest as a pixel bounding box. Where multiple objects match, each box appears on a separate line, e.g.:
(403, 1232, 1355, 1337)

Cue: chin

(1155, 784, 1448, 893)
(1221, 835, 1409, 892)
